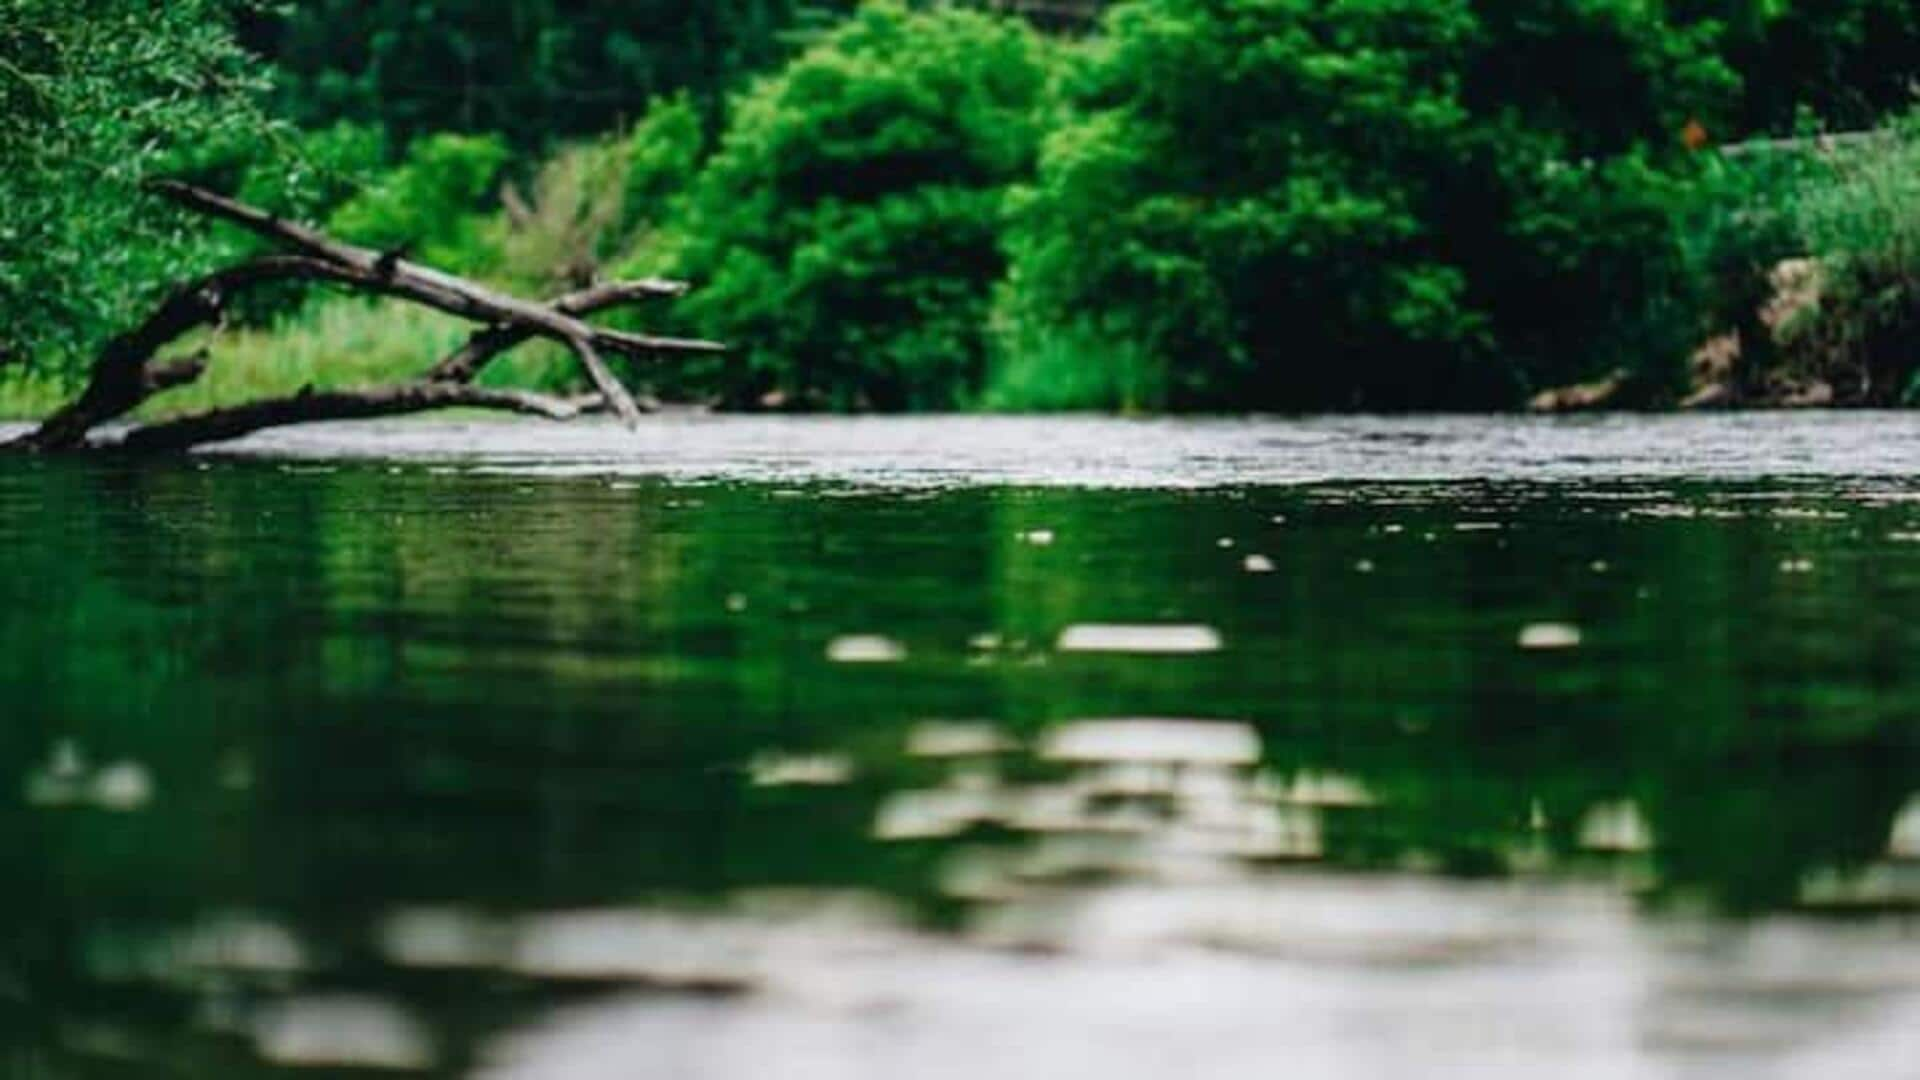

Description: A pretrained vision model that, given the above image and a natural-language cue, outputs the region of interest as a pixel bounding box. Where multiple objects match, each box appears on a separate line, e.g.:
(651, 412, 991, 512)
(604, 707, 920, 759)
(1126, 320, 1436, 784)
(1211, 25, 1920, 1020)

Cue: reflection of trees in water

(987, 484, 1920, 908)
(0, 469, 1917, 1073)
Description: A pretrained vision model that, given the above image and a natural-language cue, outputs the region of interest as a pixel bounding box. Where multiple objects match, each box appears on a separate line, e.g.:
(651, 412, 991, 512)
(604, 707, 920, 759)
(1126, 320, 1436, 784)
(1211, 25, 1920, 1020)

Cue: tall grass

(490, 138, 633, 297)
(0, 299, 586, 424)
(983, 322, 1167, 412)
(0, 369, 77, 421)
(151, 301, 471, 419)
(1778, 120, 1920, 401)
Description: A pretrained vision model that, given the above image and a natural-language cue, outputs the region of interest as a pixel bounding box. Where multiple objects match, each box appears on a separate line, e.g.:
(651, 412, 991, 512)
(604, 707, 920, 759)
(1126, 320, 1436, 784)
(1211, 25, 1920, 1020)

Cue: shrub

(1772, 115, 1920, 401)
(490, 136, 634, 296)
(665, 2, 1059, 410)
(325, 132, 511, 273)
(621, 95, 706, 236)
(481, 96, 709, 300)
(997, 0, 1740, 410)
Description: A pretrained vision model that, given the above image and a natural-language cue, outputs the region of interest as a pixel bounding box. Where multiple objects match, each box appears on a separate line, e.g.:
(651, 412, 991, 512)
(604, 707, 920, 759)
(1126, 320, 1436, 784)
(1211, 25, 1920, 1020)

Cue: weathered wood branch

(115, 384, 617, 453)
(7, 182, 722, 454)
(427, 279, 687, 383)
(8, 255, 341, 451)
(147, 181, 724, 425)
(145, 350, 211, 393)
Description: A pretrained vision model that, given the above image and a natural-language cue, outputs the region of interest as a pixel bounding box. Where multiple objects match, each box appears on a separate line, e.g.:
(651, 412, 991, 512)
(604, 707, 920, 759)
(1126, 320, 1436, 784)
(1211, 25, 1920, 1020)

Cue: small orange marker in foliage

(1682, 118, 1711, 151)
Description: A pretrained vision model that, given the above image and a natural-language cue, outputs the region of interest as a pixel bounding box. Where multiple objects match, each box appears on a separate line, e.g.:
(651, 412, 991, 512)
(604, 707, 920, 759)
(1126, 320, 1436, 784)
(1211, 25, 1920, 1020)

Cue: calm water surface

(2, 415, 1919, 1077)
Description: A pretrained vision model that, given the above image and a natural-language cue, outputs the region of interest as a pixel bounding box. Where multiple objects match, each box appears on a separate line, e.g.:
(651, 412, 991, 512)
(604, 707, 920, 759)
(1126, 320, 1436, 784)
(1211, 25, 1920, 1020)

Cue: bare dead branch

(8, 183, 722, 453)
(428, 278, 694, 384)
(115, 383, 619, 453)
(144, 349, 210, 393)
(7, 255, 343, 451)
(146, 181, 723, 425)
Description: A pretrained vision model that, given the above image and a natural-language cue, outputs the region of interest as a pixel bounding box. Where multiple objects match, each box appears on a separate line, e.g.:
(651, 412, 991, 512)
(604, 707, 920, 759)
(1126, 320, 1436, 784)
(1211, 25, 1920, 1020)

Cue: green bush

(488, 136, 634, 297)
(239, 121, 391, 222)
(982, 321, 1165, 412)
(995, 0, 1748, 411)
(664, 2, 1059, 410)
(621, 95, 707, 235)
(1648, 110, 1920, 405)
(1767, 115, 1920, 401)
(483, 96, 708, 295)
(325, 132, 512, 273)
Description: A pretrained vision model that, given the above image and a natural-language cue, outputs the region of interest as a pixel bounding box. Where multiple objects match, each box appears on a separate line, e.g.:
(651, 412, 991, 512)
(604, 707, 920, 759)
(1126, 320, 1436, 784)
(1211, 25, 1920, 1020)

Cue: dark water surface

(3, 415, 1919, 1077)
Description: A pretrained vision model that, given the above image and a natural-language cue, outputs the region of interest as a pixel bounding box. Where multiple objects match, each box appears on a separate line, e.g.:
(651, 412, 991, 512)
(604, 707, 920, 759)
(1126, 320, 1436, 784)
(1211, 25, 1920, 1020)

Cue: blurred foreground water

(2, 415, 1919, 1077)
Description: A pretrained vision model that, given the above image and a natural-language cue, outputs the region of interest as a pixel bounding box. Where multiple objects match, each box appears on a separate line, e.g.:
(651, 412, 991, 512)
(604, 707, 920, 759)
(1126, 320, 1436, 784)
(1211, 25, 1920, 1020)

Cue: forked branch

(5, 182, 723, 453)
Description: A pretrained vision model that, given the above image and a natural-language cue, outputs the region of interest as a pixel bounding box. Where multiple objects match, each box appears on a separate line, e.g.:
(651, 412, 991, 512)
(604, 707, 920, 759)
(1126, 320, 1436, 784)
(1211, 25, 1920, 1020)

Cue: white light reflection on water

(253, 996, 435, 1072)
(825, 634, 908, 663)
(1056, 626, 1224, 655)
(23, 411, 1918, 489)
(458, 718, 1920, 1079)
(10, 417, 1920, 1076)
(471, 886, 1920, 1080)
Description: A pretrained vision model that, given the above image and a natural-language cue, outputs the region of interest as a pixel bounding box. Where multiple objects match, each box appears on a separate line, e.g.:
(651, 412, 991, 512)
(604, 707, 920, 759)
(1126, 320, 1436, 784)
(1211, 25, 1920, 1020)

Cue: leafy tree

(0, 0, 277, 381)
(621, 95, 707, 237)
(997, 0, 1740, 410)
(325, 132, 512, 270)
(665, 2, 1059, 409)
(241, 0, 831, 149)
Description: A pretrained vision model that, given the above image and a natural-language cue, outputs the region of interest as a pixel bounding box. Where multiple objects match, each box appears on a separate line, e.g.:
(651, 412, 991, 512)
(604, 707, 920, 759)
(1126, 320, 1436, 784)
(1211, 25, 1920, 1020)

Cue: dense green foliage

(663, 4, 1058, 409)
(1714, 116, 1920, 404)
(324, 132, 512, 268)
(997, 0, 1739, 408)
(4, 467, 1916, 958)
(10, 0, 1920, 414)
(1711, 0, 1920, 132)
(242, 0, 829, 147)
(0, 0, 272, 376)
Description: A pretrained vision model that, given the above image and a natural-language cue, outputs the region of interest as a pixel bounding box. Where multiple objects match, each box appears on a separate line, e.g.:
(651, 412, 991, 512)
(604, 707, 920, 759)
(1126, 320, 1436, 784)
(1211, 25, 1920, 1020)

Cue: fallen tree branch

(9, 256, 339, 451)
(146, 181, 726, 425)
(145, 349, 211, 393)
(6, 183, 723, 453)
(428, 279, 689, 383)
(115, 383, 619, 453)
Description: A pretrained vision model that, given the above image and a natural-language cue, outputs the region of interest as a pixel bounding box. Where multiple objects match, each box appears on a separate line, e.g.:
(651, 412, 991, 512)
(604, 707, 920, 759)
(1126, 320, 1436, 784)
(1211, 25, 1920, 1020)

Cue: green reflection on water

(1, 458, 1917, 1073)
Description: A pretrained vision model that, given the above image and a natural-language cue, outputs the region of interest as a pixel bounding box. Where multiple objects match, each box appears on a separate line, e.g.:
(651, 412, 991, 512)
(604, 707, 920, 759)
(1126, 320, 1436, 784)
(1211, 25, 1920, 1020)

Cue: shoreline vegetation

(4, 180, 723, 453)
(8, 1, 1920, 425)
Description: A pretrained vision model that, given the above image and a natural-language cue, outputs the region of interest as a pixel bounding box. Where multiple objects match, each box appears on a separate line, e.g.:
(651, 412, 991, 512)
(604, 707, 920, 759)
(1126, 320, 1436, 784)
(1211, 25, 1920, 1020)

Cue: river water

(2, 414, 1918, 1078)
